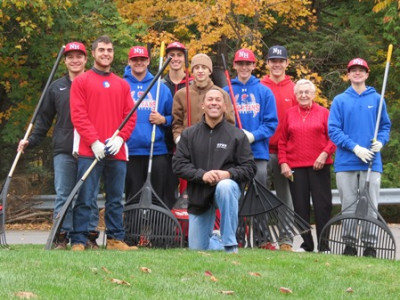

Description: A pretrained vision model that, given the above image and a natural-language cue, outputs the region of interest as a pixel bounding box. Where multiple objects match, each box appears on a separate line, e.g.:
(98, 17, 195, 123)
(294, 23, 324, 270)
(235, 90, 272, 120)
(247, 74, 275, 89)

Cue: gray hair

(294, 79, 316, 94)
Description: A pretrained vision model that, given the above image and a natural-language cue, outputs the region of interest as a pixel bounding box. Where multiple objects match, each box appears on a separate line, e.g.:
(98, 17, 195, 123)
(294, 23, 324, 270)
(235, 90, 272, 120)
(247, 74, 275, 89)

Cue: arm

(250, 89, 278, 141)
(172, 90, 185, 142)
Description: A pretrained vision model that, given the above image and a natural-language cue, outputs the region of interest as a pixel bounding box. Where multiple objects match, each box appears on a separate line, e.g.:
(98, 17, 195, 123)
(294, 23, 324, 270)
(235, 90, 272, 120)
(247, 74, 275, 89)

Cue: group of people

(19, 35, 391, 256)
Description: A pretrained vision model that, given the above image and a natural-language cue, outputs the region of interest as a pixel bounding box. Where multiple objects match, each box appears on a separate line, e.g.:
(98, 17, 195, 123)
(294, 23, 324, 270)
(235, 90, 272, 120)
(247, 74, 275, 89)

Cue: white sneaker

(295, 248, 306, 253)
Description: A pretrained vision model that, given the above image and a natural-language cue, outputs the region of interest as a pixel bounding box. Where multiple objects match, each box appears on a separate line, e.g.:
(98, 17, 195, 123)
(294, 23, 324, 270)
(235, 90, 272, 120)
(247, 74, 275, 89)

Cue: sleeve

(28, 85, 57, 147)
(161, 85, 173, 127)
(377, 99, 391, 145)
(322, 108, 336, 155)
(252, 88, 278, 141)
(227, 132, 257, 182)
(278, 111, 290, 165)
(172, 90, 185, 141)
(222, 89, 236, 125)
(118, 81, 136, 141)
(70, 76, 100, 146)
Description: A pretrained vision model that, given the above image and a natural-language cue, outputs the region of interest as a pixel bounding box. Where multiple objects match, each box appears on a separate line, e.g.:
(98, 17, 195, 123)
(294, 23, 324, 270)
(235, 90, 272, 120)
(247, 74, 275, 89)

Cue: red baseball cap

(166, 42, 186, 53)
(234, 48, 256, 63)
(64, 42, 87, 56)
(347, 58, 369, 72)
(128, 46, 149, 59)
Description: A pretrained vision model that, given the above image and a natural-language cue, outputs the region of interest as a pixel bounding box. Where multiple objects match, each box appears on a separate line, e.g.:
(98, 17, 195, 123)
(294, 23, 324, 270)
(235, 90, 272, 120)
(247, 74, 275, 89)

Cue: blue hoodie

(328, 86, 391, 172)
(123, 66, 173, 155)
(224, 75, 278, 160)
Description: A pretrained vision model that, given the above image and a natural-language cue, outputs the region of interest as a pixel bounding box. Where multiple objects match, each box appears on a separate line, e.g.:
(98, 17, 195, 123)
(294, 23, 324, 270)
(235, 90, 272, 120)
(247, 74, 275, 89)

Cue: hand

(242, 129, 255, 143)
(202, 170, 230, 185)
(175, 135, 181, 144)
(18, 139, 29, 153)
(149, 111, 166, 125)
(370, 140, 383, 153)
(105, 136, 124, 155)
(353, 145, 374, 163)
(280, 163, 293, 180)
(313, 152, 328, 170)
(91, 140, 106, 161)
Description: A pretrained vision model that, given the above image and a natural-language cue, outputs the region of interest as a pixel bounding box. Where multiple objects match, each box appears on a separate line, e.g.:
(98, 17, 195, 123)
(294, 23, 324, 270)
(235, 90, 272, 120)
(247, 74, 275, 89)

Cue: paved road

(4, 224, 400, 259)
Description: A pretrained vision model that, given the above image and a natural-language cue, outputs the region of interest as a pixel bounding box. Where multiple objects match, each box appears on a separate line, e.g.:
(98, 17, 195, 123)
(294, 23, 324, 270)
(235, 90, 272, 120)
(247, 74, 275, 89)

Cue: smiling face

(267, 58, 289, 82)
(129, 57, 149, 78)
(192, 64, 211, 83)
(347, 66, 369, 85)
(294, 82, 315, 108)
(64, 51, 87, 76)
(167, 49, 185, 71)
(233, 61, 255, 83)
(92, 42, 114, 72)
(202, 89, 226, 124)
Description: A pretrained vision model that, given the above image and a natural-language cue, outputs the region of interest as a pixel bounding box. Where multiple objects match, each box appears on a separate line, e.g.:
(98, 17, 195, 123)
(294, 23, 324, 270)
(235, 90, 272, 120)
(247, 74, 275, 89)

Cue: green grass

(0, 245, 399, 299)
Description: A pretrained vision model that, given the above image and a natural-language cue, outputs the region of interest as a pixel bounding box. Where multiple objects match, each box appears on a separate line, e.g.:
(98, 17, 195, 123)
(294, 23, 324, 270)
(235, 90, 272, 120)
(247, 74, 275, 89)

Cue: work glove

(175, 135, 181, 144)
(370, 140, 383, 153)
(91, 140, 106, 161)
(353, 145, 374, 163)
(242, 129, 255, 144)
(105, 136, 124, 156)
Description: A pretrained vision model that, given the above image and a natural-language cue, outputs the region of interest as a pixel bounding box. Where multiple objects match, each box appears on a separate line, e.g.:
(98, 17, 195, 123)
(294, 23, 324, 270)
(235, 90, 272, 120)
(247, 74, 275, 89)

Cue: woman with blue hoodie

(223, 48, 278, 186)
(328, 58, 391, 258)
(123, 46, 173, 207)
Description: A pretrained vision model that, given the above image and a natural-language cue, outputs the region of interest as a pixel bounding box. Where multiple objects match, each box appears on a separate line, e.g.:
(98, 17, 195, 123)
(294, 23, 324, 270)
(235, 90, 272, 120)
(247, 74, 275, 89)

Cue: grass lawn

(0, 245, 399, 299)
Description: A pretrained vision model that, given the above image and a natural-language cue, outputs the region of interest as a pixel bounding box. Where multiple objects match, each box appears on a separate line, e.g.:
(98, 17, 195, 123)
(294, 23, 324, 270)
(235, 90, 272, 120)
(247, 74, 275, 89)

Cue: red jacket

(260, 75, 297, 154)
(70, 70, 136, 161)
(278, 103, 336, 168)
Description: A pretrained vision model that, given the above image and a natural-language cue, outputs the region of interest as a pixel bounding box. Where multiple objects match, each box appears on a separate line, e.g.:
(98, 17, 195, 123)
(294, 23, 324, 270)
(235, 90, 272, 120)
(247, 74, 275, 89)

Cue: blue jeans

(53, 154, 98, 234)
(70, 158, 126, 245)
(188, 179, 240, 250)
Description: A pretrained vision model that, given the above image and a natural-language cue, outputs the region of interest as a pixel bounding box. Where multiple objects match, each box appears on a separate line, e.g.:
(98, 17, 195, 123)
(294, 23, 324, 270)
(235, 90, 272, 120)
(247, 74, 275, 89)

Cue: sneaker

(343, 245, 357, 256)
(86, 232, 100, 250)
(71, 244, 85, 251)
(107, 238, 138, 251)
(224, 245, 238, 254)
(363, 247, 377, 258)
(259, 242, 277, 251)
(295, 248, 306, 253)
(279, 244, 293, 252)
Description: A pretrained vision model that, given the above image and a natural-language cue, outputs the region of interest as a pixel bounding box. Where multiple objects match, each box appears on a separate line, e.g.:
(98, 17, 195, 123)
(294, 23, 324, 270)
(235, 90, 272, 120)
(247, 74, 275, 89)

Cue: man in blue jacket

(328, 58, 391, 258)
(123, 46, 173, 207)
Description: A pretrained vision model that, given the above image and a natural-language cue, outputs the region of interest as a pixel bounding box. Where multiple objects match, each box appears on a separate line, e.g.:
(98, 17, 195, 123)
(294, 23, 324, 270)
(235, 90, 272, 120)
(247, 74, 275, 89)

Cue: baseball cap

(128, 46, 149, 59)
(233, 48, 256, 63)
(347, 58, 369, 72)
(166, 42, 186, 53)
(64, 42, 87, 56)
(267, 45, 288, 60)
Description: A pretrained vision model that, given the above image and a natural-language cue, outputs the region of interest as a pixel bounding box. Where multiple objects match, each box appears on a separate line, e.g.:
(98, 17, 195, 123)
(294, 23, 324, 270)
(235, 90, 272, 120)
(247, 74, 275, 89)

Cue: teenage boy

(260, 45, 297, 251)
(328, 58, 391, 258)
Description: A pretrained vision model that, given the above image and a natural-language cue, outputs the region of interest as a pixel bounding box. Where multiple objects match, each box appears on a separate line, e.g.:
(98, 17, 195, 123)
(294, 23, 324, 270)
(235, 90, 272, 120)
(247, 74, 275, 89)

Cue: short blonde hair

(294, 79, 316, 94)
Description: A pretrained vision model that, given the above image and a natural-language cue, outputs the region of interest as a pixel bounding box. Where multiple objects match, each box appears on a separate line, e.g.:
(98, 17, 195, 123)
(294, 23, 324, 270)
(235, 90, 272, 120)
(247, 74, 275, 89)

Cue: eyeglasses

(296, 90, 313, 96)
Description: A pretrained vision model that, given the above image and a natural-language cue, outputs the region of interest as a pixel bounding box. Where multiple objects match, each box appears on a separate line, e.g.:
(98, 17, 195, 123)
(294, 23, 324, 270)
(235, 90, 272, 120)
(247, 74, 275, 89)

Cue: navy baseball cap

(267, 45, 288, 60)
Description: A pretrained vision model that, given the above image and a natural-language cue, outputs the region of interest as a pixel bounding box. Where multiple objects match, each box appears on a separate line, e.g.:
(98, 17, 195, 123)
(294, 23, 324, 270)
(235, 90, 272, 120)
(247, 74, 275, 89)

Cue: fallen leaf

(204, 270, 213, 276)
(102, 266, 111, 274)
(248, 272, 261, 277)
(325, 262, 331, 267)
(90, 267, 98, 274)
(346, 287, 354, 293)
(14, 291, 38, 299)
(210, 276, 218, 282)
(231, 261, 240, 265)
(198, 251, 211, 256)
(280, 287, 293, 294)
(110, 278, 131, 286)
(218, 290, 234, 295)
(140, 267, 152, 273)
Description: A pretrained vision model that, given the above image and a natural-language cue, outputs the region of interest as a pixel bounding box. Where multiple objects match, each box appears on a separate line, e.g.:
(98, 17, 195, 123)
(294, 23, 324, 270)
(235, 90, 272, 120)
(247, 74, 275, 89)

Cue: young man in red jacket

(260, 45, 297, 251)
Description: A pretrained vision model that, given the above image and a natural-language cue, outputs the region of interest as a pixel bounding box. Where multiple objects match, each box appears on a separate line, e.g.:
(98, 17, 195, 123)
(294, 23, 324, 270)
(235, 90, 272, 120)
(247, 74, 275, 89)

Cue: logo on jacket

(216, 143, 227, 149)
(236, 93, 260, 117)
(103, 81, 110, 88)
(131, 90, 155, 110)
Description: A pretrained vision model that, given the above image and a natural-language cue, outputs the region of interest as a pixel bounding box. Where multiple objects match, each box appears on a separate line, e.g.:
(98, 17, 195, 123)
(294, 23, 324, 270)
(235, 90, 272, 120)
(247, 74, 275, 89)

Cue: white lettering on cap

(272, 48, 282, 55)
(134, 48, 145, 54)
(238, 51, 249, 59)
(68, 43, 80, 50)
(352, 58, 364, 65)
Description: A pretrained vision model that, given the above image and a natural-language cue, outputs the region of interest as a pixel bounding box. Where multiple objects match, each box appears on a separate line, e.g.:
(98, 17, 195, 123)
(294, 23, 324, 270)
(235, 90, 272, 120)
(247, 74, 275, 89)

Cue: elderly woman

(278, 79, 336, 253)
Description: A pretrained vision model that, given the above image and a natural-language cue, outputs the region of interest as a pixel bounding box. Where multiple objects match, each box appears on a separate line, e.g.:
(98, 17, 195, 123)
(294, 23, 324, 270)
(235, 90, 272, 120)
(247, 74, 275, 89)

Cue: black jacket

(172, 116, 256, 214)
(28, 75, 74, 155)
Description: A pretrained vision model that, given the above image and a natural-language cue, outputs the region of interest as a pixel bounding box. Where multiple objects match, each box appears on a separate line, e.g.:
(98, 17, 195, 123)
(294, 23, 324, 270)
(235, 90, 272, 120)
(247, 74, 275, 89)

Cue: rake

(123, 42, 183, 248)
(319, 44, 396, 259)
(221, 54, 311, 248)
(45, 55, 173, 250)
(0, 45, 65, 248)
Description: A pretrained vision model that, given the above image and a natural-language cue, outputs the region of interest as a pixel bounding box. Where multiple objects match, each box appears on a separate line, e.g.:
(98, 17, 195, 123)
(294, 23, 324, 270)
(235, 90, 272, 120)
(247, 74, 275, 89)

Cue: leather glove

(242, 129, 255, 143)
(353, 145, 374, 163)
(175, 135, 181, 144)
(370, 140, 383, 153)
(105, 136, 124, 155)
(91, 140, 106, 161)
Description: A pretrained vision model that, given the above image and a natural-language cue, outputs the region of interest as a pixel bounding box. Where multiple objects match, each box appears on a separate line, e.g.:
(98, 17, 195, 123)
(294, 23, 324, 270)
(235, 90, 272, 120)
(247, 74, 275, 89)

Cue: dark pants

(125, 155, 170, 207)
(289, 165, 332, 252)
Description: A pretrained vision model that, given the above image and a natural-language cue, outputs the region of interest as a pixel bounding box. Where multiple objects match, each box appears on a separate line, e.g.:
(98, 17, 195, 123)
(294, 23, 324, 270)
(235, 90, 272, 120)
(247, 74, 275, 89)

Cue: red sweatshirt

(70, 70, 136, 161)
(260, 75, 297, 154)
(278, 103, 336, 168)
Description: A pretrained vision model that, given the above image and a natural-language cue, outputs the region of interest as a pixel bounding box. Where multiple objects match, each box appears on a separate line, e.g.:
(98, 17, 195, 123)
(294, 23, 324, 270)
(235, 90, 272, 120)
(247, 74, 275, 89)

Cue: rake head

(237, 179, 311, 247)
(319, 214, 396, 260)
(0, 211, 8, 248)
(124, 204, 184, 248)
